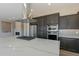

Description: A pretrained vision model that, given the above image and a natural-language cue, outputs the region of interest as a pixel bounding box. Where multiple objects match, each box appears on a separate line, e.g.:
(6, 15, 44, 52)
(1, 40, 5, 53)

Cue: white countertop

(0, 37, 60, 56)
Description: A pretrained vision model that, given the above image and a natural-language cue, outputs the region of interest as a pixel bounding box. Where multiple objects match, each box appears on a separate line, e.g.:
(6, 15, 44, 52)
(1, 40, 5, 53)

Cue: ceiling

(0, 3, 79, 21)
(31, 3, 79, 17)
(0, 3, 24, 21)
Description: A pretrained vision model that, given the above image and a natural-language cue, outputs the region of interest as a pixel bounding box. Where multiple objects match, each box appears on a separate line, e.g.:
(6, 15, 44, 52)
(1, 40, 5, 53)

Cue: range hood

(16, 3, 35, 37)
(16, 3, 36, 23)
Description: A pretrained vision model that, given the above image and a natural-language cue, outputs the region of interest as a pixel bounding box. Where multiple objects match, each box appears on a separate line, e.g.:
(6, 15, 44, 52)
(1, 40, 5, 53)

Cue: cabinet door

(37, 17, 43, 25)
(66, 38, 75, 51)
(47, 13, 59, 25)
(37, 25, 44, 38)
(60, 38, 69, 49)
(42, 16, 47, 38)
(59, 16, 69, 29)
(37, 16, 48, 38)
(59, 14, 79, 29)
(68, 15, 79, 29)
(37, 17, 44, 38)
(60, 37, 77, 52)
(74, 39, 79, 52)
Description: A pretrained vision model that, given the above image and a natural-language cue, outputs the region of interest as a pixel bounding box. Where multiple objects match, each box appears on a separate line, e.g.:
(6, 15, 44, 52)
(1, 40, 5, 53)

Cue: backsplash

(59, 29, 79, 38)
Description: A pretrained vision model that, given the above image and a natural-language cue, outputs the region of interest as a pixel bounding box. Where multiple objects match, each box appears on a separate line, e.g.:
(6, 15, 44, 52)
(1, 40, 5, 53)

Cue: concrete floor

(0, 37, 60, 56)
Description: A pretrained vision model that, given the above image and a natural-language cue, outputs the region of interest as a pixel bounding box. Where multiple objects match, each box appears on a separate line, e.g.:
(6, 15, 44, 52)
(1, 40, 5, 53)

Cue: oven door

(48, 35, 57, 40)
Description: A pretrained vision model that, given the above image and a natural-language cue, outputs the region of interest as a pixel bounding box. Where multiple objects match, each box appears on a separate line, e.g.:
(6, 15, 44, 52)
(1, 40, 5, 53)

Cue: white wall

(15, 22, 22, 36)
(15, 22, 30, 37)
(11, 21, 15, 36)
(24, 23, 27, 36)
(0, 3, 24, 20)
(0, 21, 14, 38)
(31, 3, 79, 17)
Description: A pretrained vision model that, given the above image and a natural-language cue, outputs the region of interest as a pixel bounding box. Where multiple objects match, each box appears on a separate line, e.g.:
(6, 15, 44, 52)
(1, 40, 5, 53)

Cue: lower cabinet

(59, 37, 79, 53)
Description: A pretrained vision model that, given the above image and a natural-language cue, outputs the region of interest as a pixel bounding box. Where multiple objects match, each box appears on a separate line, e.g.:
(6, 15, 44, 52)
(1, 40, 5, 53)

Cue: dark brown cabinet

(33, 13, 59, 39)
(68, 15, 79, 29)
(36, 16, 47, 38)
(47, 13, 59, 25)
(59, 14, 79, 29)
(43, 17, 47, 39)
(59, 37, 79, 53)
(59, 16, 69, 29)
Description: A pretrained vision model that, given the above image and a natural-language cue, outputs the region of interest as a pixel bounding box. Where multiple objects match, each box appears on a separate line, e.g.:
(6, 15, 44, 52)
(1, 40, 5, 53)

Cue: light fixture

(12, 17, 16, 19)
(48, 3, 51, 6)
(76, 32, 79, 34)
(31, 9, 33, 12)
(23, 12, 27, 19)
(24, 3, 27, 8)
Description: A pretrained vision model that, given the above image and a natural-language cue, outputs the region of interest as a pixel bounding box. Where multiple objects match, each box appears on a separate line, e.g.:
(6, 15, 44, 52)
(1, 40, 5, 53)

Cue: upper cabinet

(59, 14, 79, 29)
(33, 13, 59, 38)
(59, 16, 69, 29)
(47, 13, 59, 25)
(33, 13, 59, 25)
(68, 14, 79, 29)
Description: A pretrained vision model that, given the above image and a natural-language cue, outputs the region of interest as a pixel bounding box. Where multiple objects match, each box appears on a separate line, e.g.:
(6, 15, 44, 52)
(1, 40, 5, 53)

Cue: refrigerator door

(30, 25, 37, 37)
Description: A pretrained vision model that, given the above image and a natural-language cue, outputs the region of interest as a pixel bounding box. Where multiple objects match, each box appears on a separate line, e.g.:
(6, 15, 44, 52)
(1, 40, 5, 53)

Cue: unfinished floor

(60, 49, 79, 56)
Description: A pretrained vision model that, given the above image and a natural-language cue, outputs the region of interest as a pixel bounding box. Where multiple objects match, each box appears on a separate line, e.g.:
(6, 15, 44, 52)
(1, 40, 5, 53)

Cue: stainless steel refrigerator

(29, 25, 37, 37)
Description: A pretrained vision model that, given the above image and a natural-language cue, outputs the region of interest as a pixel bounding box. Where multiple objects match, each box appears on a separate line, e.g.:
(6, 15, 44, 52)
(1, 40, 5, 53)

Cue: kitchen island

(0, 37, 60, 56)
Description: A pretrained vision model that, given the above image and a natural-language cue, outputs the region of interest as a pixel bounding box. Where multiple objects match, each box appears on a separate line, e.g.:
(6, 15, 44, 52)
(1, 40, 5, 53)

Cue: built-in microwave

(47, 24, 58, 40)
(47, 24, 58, 31)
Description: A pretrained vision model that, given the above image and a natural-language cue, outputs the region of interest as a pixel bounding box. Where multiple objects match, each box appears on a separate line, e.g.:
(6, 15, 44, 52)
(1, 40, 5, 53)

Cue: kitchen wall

(59, 14, 79, 38)
(0, 3, 24, 20)
(0, 21, 14, 37)
(15, 21, 30, 36)
(4, 3, 79, 38)
(59, 29, 79, 38)
(15, 22, 23, 36)
(1, 21, 11, 32)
